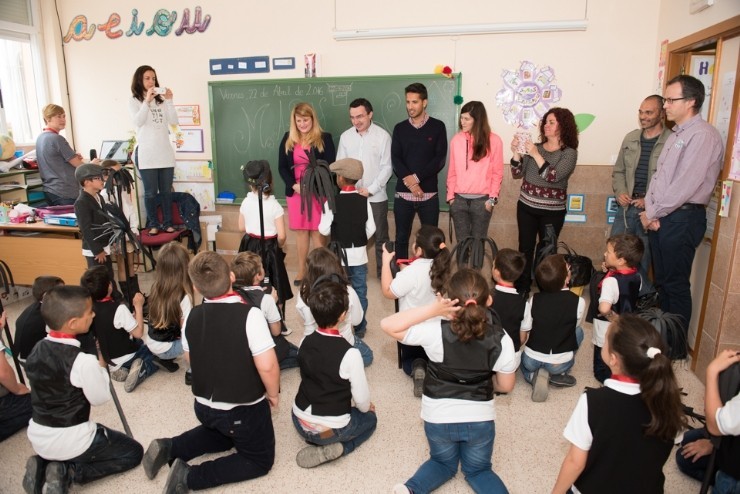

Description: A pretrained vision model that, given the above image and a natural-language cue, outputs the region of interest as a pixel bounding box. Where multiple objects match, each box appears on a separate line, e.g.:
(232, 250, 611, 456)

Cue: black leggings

(516, 201, 566, 292)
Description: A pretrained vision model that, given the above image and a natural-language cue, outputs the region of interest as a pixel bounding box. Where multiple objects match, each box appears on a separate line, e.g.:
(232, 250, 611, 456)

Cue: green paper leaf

(575, 114, 595, 132)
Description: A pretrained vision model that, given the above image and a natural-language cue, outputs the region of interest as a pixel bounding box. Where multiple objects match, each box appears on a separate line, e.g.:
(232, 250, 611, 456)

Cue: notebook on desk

(100, 140, 129, 164)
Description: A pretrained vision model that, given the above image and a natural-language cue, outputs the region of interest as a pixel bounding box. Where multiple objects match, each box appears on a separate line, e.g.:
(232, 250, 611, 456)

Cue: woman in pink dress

(278, 102, 336, 285)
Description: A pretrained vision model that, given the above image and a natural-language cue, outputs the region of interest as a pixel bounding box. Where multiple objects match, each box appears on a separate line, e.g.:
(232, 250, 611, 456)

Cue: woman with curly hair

(510, 107, 579, 293)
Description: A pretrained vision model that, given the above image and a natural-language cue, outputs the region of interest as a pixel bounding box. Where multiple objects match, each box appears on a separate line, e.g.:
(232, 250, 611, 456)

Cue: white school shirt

(336, 122, 393, 203)
(182, 294, 275, 410)
(241, 286, 282, 324)
(717, 392, 740, 436)
(592, 276, 642, 347)
(403, 319, 517, 424)
(239, 192, 283, 237)
(27, 336, 111, 461)
(390, 258, 436, 312)
(107, 304, 140, 369)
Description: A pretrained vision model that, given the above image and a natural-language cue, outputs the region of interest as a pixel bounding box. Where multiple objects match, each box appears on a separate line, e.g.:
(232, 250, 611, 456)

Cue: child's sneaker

(549, 373, 577, 387)
(296, 442, 343, 468)
(532, 368, 550, 402)
(110, 367, 129, 382)
(124, 358, 144, 392)
(280, 323, 292, 336)
(393, 484, 411, 494)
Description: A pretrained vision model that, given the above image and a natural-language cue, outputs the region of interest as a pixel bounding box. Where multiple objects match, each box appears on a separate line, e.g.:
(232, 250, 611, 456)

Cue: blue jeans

(393, 195, 440, 259)
(171, 399, 275, 490)
(354, 336, 374, 367)
(0, 392, 32, 442)
(610, 205, 654, 295)
(137, 167, 174, 229)
(715, 470, 740, 494)
(675, 428, 711, 483)
(404, 420, 508, 494)
(649, 208, 706, 336)
(520, 326, 583, 384)
(347, 264, 368, 337)
(291, 407, 377, 456)
(279, 340, 300, 370)
(66, 424, 143, 484)
(154, 339, 184, 360)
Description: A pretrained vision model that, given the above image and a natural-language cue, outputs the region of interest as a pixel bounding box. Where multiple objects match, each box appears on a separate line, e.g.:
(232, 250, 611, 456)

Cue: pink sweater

(446, 131, 504, 202)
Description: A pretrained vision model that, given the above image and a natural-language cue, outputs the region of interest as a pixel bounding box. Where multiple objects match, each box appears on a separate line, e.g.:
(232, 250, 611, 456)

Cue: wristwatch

(487, 197, 498, 207)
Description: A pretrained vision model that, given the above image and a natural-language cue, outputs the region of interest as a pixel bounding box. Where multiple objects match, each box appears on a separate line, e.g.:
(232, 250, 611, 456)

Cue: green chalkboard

(208, 74, 461, 207)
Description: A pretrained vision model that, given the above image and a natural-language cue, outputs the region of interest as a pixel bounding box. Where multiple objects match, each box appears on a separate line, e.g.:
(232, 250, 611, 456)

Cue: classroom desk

(0, 221, 86, 285)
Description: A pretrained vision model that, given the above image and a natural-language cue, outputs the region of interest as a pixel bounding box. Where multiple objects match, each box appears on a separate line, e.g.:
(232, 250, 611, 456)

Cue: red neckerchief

(396, 255, 418, 267)
(49, 330, 76, 340)
(317, 327, 341, 336)
(610, 374, 639, 384)
(598, 267, 638, 290)
(98, 296, 114, 302)
(496, 282, 515, 289)
(43, 127, 59, 134)
(340, 186, 356, 192)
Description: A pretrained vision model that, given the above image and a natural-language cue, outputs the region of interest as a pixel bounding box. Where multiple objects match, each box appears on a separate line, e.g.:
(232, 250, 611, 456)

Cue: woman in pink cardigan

(446, 101, 504, 241)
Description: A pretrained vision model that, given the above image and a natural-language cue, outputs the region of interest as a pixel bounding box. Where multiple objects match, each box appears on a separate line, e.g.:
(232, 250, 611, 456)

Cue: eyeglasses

(663, 97, 686, 105)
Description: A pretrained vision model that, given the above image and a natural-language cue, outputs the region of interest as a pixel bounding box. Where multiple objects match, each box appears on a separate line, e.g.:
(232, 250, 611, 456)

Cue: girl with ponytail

(381, 268, 517, 494)
(553, 313, 686, 494)
(380, 225, 452, 394)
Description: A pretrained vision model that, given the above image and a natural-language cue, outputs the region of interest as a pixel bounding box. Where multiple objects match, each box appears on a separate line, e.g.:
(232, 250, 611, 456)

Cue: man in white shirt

(337, 98, 392, 277)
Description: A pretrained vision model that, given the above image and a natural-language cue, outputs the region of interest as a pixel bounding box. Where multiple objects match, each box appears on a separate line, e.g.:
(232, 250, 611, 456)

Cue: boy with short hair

(491, 248, 527, 368)
(291, 279, 376, 468)
(319, 158, 376, 339)
(142, 251, 279, 493)
(73, 163, 120, 301)
(23, 286, 143, 494)
(520, 254, 585, 402)
(15, 275, 64, 362)
(231, 251, 299, 369)
(590, 233, 643, 382)
(80, 265, 157, 392)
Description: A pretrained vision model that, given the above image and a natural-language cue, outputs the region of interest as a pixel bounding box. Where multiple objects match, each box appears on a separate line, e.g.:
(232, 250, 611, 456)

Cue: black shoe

(153, 357, 180, 373)
(43, 462, 69, 494)
(163, 459, 190, 494)
(184, 370, 192, 386)
(22, 456, 46, 494)
(143, 438, 172, 480)
(549, 373, 577, 387)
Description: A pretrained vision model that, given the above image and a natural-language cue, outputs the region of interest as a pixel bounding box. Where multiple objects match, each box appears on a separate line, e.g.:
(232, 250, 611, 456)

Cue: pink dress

(286, 146, 322, 230)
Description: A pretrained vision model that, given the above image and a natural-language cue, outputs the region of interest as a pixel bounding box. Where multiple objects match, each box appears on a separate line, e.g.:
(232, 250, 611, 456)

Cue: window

(0, 0, 46, 145)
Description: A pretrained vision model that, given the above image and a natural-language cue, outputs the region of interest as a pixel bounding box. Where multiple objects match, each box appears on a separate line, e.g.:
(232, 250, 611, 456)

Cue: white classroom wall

(36, 0, 739, 166)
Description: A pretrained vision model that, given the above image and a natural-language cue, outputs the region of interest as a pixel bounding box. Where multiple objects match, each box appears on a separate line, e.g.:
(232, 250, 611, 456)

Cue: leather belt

(678, 203, 705, 211)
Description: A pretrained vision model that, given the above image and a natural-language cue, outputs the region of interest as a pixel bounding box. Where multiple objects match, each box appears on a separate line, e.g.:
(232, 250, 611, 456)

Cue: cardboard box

(215, 230, 243, 264)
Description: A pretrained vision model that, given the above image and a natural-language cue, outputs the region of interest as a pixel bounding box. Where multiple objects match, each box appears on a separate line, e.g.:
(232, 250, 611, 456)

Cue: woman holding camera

(129, 65, 178, 236)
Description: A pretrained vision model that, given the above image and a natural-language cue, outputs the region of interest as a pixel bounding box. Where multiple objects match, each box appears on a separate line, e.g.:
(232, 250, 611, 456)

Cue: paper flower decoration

(434, 65, 454, 78)
(496, 61, 561, 129)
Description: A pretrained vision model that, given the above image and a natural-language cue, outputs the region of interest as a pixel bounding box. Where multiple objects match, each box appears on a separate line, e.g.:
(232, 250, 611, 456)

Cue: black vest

(528, 291, 579, 354)
(589, 271, 641, 322)
(491, 290, 525, 352)
(25, 339, 91, 428)
(234, 285, 291, 362)
(575, 387, 673, 494)
(718, 434, 740, 480)
(187, 303, 266, 404)
(15, 301, 47, 360)
(331, 193, 368, 248)
(295, 332, 353, 416)
(147, 321, 181, 342)
(424, 311, 504, 401)
(91, 300, 139, 363)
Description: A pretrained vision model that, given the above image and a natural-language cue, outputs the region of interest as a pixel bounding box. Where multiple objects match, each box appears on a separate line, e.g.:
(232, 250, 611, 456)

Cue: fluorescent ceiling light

(333, 20, 588, 41)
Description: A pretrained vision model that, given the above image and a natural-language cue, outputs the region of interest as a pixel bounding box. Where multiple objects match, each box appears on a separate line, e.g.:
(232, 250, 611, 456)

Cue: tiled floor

(0, 264, 706, 493)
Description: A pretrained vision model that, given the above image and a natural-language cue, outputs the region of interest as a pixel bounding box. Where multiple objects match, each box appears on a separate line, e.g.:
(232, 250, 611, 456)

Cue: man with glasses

(337, 98, 392, 278)
(611, 95, 671, 297)
(640, 75, 723, 352)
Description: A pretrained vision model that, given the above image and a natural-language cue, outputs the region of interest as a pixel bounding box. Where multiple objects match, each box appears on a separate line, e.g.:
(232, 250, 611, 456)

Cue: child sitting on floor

(491, 248, 527, 369)
(14, 275, 64, 362)
(291, 278, 376, 468)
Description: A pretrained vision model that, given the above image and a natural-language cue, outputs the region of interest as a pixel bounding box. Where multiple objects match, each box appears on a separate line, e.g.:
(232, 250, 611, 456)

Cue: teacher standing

(129, 65, 178, 236)
(278, 102, 336, 285)
(510, 108, 579, 294)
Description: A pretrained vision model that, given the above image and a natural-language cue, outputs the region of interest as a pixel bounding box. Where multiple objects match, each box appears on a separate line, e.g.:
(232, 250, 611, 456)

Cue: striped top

(511, 144, 578, 210)
(631, 134, 658, 197)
